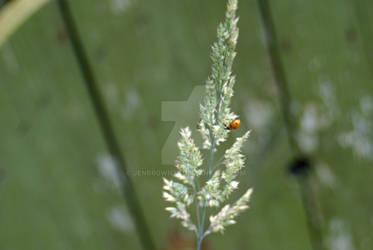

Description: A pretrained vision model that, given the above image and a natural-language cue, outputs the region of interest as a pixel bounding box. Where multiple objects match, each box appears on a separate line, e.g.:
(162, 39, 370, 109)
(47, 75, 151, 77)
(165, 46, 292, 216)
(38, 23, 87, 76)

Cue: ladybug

(225, 119, 241, 130)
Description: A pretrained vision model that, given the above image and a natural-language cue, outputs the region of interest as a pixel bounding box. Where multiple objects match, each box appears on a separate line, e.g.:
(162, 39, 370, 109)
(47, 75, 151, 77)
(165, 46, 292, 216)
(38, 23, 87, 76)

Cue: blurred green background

(1, 0, 373, 249)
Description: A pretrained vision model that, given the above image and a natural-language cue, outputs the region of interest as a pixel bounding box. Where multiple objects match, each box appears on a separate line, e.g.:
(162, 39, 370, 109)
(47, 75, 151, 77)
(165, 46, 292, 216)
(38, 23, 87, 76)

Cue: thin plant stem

(57, 1, 155, 249)
(212, 154, 225, 172)
(197, 136, 216, 250)
(197, 87, 221, 249)
(192, 182, 201, 236)
(257, 1, 325, 249)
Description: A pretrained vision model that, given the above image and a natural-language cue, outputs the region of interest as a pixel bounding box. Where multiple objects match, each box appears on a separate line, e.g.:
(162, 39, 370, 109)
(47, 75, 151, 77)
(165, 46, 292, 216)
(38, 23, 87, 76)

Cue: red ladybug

(225, 119, 241, 130)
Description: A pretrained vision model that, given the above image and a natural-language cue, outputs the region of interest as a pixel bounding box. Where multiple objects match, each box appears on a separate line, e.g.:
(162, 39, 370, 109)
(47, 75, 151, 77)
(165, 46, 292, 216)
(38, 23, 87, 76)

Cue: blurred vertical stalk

(57, 1, 156, 249)
(256, 0, 298, 153)
(298, 174, 325, 250)
(354, 1, 373, 77)
(256, 1, 326, 250)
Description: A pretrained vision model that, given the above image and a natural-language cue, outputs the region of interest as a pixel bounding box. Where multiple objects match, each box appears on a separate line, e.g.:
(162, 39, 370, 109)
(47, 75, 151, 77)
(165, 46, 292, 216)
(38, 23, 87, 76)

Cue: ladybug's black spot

(289, 156, 312, 176)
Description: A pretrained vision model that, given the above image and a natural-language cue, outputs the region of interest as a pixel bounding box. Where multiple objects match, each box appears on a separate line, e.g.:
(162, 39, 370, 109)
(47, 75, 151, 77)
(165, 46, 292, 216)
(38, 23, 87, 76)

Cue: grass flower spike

(163, 1, 253, 249)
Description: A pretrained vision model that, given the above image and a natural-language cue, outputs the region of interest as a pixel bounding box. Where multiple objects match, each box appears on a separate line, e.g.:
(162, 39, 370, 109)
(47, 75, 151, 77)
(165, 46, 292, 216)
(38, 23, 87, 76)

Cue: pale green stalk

(197, 134, 216, 250)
